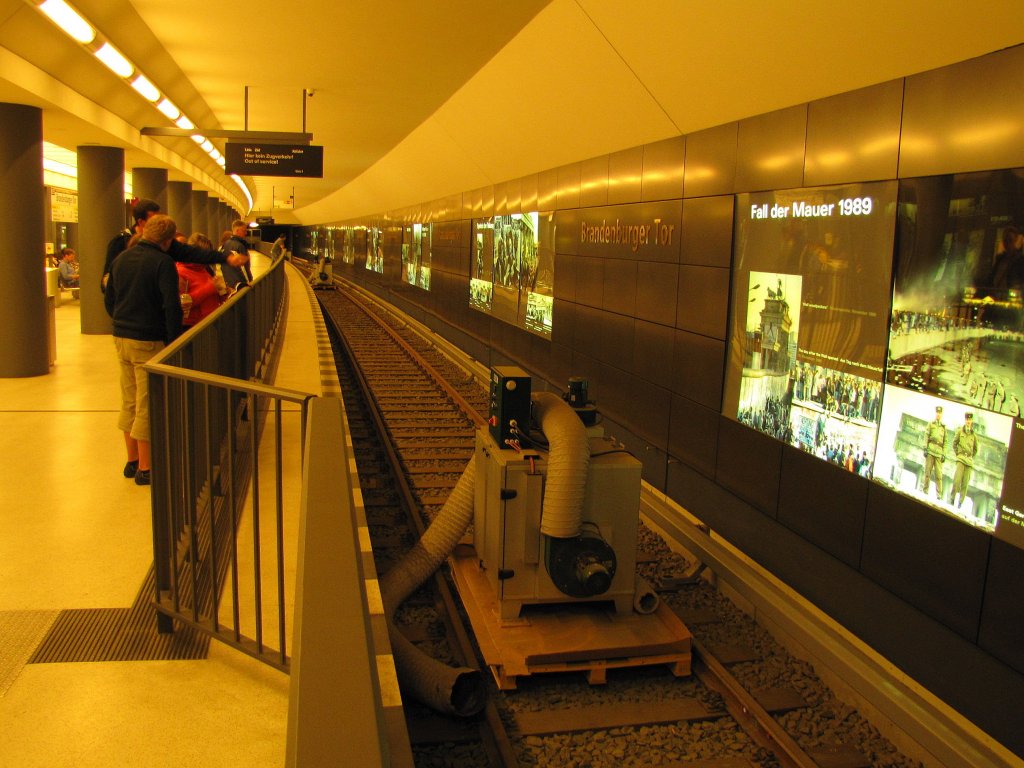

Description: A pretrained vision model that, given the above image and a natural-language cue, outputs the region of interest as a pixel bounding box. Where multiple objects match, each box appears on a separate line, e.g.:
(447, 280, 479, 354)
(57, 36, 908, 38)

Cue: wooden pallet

(449, 548, 692, 690)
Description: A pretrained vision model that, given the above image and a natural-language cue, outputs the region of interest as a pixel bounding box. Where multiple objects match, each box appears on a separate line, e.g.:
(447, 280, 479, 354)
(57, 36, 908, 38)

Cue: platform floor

(0, 258, 321, 767)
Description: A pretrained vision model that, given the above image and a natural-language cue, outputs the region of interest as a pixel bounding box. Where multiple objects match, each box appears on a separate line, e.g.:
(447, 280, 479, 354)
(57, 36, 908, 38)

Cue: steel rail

(692, 637, 820, 768)
(320, 292, 519, 768)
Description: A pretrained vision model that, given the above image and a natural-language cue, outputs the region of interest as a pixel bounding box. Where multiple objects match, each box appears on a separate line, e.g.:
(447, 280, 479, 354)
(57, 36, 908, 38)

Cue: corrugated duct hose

(532, 391, 590, 538)
(378, 460, 485, 717)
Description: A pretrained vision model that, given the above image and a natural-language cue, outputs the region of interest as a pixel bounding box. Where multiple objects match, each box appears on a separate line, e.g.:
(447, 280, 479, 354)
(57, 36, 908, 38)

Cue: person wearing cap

(951, 412, 979, 509)
(922, 405, 946, 498)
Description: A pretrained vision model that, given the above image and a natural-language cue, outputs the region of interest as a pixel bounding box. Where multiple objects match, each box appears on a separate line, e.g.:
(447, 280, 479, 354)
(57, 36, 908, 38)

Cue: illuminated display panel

(366, 226, 383, 273)
(469, 213, 554, 338)
(875, 170, 1024, 544)
(724, 181, 898, 476)
(401, 223, 431, 290)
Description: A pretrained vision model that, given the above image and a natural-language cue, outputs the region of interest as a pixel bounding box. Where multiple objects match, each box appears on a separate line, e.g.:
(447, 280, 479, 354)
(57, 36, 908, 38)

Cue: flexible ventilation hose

(532, 392, 591, 538)
(378, 460, 485, 716)
(633, 574, 660, 615)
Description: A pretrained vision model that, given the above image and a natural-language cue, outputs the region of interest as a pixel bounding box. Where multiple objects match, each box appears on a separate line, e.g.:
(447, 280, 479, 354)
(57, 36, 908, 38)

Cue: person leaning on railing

(101, 198, 248, 292)
(103, 214, 184, 487)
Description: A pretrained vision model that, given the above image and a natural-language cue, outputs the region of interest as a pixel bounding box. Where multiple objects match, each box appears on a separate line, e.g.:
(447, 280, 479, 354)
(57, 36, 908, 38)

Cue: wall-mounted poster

(724, 181, 898, 476)
(876, 170, 1024, 544)
(366, 226, 383, 273)
(469, 213, 554, 338)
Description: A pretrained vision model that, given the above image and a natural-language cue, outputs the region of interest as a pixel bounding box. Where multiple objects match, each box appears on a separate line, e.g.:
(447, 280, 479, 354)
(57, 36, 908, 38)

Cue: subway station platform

(0, 256, 321, 767)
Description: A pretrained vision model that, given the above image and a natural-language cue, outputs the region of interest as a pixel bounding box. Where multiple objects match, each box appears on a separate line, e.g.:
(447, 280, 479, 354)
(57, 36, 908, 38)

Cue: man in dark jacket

(220, 219, 254, 292)
(101, 199, 160, 291)
(103, 214, 182, 486)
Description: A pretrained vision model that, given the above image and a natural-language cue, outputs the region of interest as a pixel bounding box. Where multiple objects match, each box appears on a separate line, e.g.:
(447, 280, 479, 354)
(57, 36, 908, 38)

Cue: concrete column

(77, 145, 125, 335)
(191, 189, 209, 238)
(0, 104, 47, 376)
(167, 180, 192, 236)
(132, 167, 168, 214)
(208, 197, 222, 242)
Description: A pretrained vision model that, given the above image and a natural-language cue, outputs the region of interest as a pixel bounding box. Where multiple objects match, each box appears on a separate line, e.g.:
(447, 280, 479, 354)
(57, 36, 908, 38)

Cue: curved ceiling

(2, 0, 1022, 223)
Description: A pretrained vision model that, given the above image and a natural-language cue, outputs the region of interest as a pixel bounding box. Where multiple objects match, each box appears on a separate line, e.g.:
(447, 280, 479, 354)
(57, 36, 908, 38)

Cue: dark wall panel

(506, 176, 522, 213)
(715, 417, 782, 516)
(676, 265, 729, 340)
(553, 253, 576, 301)
(538, 168, 558, 210)
(777, 445, 867, 569)
(636, 261, 678, 326)
(900, 45, 1024, 178)
(550, 298, 574, 348)
(978, 539, 1024, 675)
(520, 173, 539, 212)
(861, 484, 990, 640)
(683, 122, 738, 198)
(608, 145, 644, 205)
(594, 309, 635, 369)
(668, 394, 719, 478)
(671, 329, 725, 410)
(736, 104, 807, 193)
(609, 370, 671, 451)
(603, 258, 637, 315)
(680, 195, 734, 268)
(633, 319, 675, 389)
(494, 180, 508, 214)
(642, 136, 685, 202)
(575, 255, 604, 308)
(805, 79, 903, 187)
(580, 154, 610, 208)
(557, 162, 582, 210)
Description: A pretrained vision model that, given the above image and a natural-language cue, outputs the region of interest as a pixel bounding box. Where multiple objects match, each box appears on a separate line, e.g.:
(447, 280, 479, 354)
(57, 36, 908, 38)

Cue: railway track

(307, 271, 921, 768)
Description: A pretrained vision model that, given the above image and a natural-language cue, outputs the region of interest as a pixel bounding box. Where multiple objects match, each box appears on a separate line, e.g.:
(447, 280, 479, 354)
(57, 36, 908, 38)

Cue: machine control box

(488, 366, 531, 446)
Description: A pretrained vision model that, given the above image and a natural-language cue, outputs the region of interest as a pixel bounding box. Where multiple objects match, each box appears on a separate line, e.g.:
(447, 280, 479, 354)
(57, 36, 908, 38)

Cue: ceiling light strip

(32, 0, 252, 213)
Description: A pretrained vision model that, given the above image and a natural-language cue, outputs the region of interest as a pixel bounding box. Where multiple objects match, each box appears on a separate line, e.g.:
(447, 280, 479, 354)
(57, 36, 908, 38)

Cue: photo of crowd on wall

(469, 213, 555, 338)
(876, 169, 1024, 544)
(366, 226, 383, 273)
(728, 181, 897, 482)
(401, 223, 431, 290)
(726, 172, 1024, 545)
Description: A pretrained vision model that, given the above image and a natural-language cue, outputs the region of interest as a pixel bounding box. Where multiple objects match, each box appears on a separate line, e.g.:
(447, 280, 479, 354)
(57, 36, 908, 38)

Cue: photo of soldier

(950, 412, 978, 508)
(872, 386, 1012, 532)
(922, 405, 947, 499)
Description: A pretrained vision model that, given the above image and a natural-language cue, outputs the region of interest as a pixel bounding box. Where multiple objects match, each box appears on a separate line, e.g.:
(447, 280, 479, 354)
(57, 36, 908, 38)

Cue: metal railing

(145, 255, 312, 671)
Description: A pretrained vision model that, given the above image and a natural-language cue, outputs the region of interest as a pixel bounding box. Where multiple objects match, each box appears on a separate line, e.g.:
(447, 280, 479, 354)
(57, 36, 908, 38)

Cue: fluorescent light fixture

(156, 98, 180, 121)
(191, 134, 206, 145)
(175, 114, 195, 130)
(94, 42, 133, 77)
(200, 139, 213, 152)
(43, 157, 77, 178)
(39, 0, 95, 43)
(131, 74, 160, 102)
(93, 42, 132, 77)
(230, 174, 253, 211)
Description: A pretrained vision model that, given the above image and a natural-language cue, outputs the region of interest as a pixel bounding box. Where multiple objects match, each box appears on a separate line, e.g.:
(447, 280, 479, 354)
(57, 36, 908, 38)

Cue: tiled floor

(0, 260, 321, 767)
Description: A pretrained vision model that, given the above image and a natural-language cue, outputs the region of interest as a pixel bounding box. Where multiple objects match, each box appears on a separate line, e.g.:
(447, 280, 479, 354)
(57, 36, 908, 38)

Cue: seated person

(57, 247, 80, 288)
